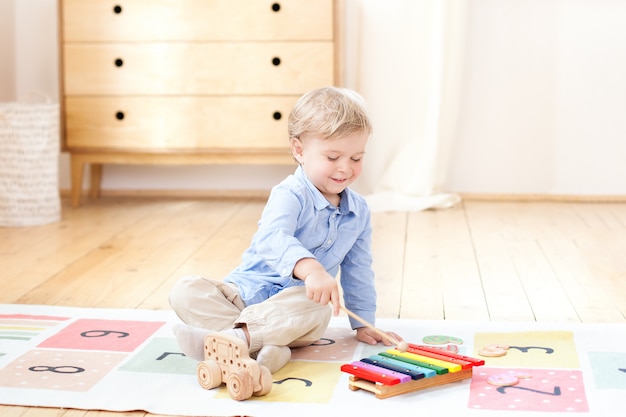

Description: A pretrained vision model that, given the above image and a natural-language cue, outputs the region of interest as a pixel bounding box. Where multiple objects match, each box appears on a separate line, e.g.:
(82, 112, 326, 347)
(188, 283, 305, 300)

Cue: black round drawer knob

(272, 3, 281, 12)
(272, 57, 281, 66)
(115, 111, 125, 120)
(114, 58, 124, 67)
(273, 111, 282, 120)
(113, 5, 122, 14)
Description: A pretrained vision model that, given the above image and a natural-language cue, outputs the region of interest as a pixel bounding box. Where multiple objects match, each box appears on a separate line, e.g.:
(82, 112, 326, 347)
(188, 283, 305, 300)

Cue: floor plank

(13, 200, 233, 308)
(370, 211, 407, 318)
(464, 202, 536, 321)
(435, 204, 489, 321)
(400, 204, 489, 321)
(539, 238, 625, 322)
(400, 209, 445, 320)
(138, 200, 262, 310)
(1, 199, 160, 303)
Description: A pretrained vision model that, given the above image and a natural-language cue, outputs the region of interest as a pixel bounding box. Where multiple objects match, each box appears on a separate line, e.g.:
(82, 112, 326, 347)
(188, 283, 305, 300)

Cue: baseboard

(58, 189, 626, 203)
(59, 188, 271, 200)
(459, 193, 626, 203)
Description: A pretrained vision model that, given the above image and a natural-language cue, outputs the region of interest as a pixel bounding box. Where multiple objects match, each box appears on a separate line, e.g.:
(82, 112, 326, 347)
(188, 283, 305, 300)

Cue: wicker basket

(0, 100, 61, 227)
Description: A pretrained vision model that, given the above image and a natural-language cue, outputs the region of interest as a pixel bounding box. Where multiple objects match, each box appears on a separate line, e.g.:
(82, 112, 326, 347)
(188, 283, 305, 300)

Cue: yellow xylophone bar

(386, 348, 462, 373)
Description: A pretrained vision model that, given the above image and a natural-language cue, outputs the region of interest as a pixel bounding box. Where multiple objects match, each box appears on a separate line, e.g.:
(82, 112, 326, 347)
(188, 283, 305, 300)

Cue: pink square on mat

(38, 319, 165, 352)
(0, 349, 126, 391)
(468, 367, 588, 412)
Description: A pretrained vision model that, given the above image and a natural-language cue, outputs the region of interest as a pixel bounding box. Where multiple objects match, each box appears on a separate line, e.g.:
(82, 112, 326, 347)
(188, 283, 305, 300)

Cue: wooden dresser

(59, 0, 339, 206)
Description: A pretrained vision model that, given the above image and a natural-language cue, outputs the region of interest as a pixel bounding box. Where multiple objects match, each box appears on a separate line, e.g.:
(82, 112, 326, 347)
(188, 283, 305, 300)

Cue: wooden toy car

(196, 333, 273, 400)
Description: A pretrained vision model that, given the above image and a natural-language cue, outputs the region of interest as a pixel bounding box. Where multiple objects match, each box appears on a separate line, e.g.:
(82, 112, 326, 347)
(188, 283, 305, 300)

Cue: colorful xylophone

(340, 343, 485, 399)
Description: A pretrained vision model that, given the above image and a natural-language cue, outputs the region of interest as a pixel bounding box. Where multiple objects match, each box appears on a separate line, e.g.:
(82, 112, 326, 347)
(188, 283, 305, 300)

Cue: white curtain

(343, 0, 466, 212)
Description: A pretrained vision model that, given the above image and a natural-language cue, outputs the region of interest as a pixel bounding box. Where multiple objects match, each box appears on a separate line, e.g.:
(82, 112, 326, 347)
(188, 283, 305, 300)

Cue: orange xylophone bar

(341, 344, 484, 399)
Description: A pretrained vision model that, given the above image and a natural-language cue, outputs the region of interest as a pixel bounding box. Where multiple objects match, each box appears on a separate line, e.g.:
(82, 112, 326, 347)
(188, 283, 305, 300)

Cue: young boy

(169, 86, 402, 374)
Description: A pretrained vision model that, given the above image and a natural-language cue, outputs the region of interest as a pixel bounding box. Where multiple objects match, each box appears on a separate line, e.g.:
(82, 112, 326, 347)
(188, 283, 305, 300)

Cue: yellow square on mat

(214, 361, 342, 403)
(473, 331, 579, 369)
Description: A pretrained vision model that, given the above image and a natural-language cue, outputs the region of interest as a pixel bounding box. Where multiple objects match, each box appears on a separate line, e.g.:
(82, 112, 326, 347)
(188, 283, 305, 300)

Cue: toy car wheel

(227, 369, 254, 401)
(253, 365, 273, 396)
(197, 360, 222, 390)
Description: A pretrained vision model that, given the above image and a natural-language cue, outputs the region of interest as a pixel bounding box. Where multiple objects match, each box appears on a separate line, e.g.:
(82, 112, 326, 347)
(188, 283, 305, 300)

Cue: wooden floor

(1, 196, 625, 417)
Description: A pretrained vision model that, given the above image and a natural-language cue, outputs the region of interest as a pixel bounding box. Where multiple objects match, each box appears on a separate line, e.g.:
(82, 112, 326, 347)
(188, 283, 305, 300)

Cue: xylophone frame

(343, 343, 485, 399)
(347, 368, 474, 399)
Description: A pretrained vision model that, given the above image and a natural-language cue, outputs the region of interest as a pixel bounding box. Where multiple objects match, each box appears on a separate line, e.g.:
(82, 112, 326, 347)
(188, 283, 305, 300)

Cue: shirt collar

(294, 165, 357, 215)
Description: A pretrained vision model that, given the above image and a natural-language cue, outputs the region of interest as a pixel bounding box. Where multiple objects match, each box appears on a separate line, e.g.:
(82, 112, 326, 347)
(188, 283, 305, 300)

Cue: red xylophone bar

(407, 346, 475, 370)
(409, 344, 485, 367)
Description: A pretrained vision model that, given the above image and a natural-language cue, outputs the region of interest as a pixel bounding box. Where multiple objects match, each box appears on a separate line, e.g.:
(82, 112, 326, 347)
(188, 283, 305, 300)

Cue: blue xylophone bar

(361, 356, 426, 380)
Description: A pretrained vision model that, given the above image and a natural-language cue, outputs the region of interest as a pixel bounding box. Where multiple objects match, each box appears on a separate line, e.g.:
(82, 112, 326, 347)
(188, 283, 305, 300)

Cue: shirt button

(327, 239, 333, 245)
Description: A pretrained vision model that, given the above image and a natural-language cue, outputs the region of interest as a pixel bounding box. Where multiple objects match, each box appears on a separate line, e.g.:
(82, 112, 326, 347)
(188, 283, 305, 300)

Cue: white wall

(446, 0, 626, 196)
(2, 0, 626, 197)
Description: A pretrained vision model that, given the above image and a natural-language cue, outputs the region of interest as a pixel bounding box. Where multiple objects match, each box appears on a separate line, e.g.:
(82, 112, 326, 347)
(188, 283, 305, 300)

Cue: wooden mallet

(340, 305, 408, 352)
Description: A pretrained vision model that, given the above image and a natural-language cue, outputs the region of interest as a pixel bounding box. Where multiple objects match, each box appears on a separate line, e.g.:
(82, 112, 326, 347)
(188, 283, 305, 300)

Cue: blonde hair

(288, 87, 372, 141)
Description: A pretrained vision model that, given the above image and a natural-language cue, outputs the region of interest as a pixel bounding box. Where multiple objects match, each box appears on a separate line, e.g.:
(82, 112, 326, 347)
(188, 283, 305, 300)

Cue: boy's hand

(293, 258, 340, 315)
(303, 270, 340, 315)
(356, 327, 404, 347)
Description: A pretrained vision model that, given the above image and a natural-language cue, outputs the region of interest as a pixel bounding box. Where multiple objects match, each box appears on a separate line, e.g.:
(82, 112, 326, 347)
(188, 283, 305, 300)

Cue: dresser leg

(89, 164, 103, 200)
(70, 156, 85, 208)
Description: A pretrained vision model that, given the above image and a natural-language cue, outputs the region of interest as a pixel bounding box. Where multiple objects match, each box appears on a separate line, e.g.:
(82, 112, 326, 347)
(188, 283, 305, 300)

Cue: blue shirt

(224, 165, 377, 329)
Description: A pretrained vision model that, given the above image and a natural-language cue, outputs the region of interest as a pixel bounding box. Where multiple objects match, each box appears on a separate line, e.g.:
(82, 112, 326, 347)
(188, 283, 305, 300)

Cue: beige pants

(169, 275, 332, 353)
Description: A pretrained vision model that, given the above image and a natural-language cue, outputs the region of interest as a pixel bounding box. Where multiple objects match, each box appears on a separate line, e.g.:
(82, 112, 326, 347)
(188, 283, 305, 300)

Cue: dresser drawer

(63, 42, 334, 95)
(62, 0, 333, 42)
(64, 96, 296, 151)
